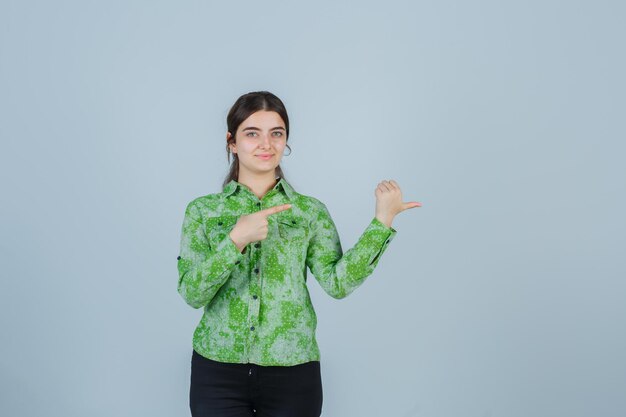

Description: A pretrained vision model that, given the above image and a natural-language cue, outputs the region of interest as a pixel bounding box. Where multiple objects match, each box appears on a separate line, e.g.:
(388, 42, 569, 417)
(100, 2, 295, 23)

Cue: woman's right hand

(229, 204, 292, 252)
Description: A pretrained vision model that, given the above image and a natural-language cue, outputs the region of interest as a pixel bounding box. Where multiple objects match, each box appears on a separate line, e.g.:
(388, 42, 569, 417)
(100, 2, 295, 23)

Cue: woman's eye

(245, 131, 283, 137)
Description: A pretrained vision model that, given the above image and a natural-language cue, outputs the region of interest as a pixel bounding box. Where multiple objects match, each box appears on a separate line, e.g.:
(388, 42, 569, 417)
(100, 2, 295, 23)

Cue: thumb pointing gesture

(402, 201, 422, 210)
(374, 179, 422, 228)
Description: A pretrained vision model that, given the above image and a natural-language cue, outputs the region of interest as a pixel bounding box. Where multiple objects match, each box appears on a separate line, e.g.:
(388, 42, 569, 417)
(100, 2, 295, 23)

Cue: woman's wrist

(375, 214, 394, 228)
(229, 230, 248, 253)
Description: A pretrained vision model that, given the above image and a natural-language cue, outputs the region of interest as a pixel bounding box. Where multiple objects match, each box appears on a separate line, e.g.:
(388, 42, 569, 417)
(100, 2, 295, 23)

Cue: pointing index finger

(258, 203, 292, 217)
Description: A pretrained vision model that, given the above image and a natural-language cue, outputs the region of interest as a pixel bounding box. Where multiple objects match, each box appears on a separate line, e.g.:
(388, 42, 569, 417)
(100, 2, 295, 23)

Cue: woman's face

(228, 110, 287, 178)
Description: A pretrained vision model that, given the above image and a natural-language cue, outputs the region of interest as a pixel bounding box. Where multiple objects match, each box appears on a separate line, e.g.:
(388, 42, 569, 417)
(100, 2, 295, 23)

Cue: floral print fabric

(177, 178, 396, 366)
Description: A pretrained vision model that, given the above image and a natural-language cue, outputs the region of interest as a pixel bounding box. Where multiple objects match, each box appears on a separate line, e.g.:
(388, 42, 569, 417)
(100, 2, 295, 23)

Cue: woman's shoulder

(183, 191, 225, 216)
(291, 190, 329, 214)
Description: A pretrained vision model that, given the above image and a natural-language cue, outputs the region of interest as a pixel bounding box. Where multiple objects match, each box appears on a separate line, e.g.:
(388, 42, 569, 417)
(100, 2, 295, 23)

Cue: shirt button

(250, 326, 255, 331)
(177, 256, 181, 260)
(256, 202, 261, 207)
(217, 221, 223, 226)
(254, 268, 259, 274)
(292, 220, 296, 224)
(253, 295, 258, 299)
(254, 243, 260, 248)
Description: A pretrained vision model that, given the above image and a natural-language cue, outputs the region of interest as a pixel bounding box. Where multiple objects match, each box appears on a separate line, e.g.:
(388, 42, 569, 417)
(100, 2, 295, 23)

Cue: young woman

(177, 91, 421, 417)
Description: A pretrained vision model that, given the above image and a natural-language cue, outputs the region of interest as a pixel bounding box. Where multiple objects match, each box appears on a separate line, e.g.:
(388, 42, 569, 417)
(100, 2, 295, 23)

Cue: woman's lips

(256, 154, 273, 160)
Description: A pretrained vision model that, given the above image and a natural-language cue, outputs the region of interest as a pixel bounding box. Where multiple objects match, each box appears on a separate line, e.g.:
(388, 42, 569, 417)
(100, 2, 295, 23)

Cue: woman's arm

(176, 201, 243, 309)
(306, 202, 396, 299)
(306, 180, 420, 299)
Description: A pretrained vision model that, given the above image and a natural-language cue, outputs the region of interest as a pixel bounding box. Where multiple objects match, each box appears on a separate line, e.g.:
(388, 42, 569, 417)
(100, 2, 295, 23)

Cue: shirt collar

(222, 177, 296, 201)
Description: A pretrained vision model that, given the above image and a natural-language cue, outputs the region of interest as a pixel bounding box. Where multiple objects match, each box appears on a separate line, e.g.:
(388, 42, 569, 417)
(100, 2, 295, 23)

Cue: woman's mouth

(256, 154, 273, 160)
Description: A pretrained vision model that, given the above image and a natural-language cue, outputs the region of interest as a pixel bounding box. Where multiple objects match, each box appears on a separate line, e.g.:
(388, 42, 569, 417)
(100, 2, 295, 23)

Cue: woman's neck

(238, 171, 278, 200)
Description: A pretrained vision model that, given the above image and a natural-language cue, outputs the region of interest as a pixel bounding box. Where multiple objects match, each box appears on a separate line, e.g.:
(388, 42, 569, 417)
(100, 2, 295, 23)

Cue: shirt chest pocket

(204, 215, 238, 247)
(277, 216, 308, 242)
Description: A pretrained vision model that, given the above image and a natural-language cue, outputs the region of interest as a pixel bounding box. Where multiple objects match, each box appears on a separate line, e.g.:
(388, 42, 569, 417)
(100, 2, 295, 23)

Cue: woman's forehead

(240, 110, 285, 128)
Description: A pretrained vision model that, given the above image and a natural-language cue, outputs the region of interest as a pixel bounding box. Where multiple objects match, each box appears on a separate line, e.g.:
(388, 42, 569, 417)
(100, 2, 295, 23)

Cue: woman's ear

(226, 132, 236, 153)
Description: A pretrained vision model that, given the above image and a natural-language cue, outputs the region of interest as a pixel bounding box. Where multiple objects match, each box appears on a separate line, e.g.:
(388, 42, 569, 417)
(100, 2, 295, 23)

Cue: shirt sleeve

(177, 201, 243, 309)
(305, 201, 397, 299)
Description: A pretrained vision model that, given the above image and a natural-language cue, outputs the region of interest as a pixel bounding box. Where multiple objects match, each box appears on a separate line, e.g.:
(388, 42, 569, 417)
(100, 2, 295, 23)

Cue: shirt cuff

(351, 217, 397, 266)
(368, 217, 397, 245)
(214, 234, 245, 266)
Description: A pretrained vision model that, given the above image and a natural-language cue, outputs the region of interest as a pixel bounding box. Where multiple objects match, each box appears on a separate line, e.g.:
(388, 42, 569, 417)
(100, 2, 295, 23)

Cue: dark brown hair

(223, 91, 291, 189)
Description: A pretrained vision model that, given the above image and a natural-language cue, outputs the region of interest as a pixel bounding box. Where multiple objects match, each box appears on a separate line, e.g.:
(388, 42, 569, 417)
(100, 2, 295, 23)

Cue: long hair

(223, 91, 291, 189)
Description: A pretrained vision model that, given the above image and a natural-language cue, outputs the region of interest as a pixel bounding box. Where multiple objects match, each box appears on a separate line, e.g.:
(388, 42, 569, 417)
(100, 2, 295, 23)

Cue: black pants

(190, 350, 323, 417)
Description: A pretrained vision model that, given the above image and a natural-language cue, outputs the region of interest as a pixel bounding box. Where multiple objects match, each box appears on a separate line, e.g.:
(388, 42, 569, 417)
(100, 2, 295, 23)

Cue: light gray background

(1, 1, 624, 416)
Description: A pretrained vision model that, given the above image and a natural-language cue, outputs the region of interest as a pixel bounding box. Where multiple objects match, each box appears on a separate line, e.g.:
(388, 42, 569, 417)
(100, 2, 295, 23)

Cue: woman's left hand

(374, 180, 421, 228)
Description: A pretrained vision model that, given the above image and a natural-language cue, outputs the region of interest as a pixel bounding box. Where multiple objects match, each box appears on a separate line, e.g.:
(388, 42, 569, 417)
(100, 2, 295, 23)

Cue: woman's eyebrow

(242, 126, 286, 131)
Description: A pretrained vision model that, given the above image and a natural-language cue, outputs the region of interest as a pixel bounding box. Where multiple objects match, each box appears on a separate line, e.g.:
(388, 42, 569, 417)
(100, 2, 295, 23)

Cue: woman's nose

(259, 133, 271, 148)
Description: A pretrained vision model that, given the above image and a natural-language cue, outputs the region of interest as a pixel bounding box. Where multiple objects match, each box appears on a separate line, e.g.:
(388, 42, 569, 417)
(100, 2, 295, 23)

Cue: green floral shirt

(177, 178, 396, 366)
